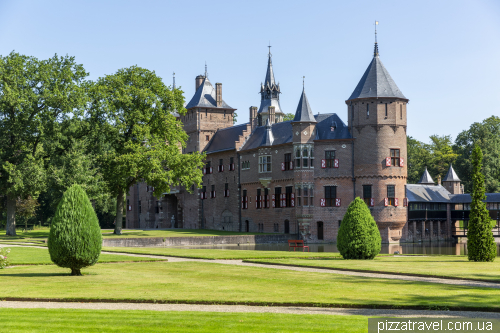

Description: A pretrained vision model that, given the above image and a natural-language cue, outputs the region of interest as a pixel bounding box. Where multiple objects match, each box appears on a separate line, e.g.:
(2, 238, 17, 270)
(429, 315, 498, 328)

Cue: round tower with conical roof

(346, 41, 409, 243)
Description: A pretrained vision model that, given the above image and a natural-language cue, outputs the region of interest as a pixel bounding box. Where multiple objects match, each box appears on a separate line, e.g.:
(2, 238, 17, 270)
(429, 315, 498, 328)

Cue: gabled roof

(418, 167, 435, 185)
(240, 113, 352, 151)
(443, 164, 461, 182)
(406, 184, 451, 203)
(449, 193, 500, 203)
(185, 78, 234, 110)
(204, 123, 248, 154)
(348, 48, 406, 100)
(293, 89, 316, 123)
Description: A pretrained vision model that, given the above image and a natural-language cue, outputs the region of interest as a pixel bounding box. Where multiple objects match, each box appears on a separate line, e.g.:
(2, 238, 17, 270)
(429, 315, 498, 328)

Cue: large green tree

(454, 116, 500, 193)
(407, 136, 431, 184)
(0, 52, 88, 235)
(90, 66, 205, 234)
(467, 145, 496, 262)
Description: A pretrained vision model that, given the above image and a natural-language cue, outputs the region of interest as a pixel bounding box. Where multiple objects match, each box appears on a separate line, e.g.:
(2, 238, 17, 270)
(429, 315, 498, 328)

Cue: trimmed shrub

(467, 145, 496, 262)
(337, 197, 381, 260)
(48, 184, 102, 275)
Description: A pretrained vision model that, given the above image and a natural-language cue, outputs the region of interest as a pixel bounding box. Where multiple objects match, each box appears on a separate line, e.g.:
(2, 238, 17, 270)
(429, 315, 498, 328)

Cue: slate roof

(418, 167, 435, 185)
(185, 78, 234, 110)
(348, 49, 406, 100)
(443, 164, 461, 182)
(293, 89, 316, 123)
(204, 123, 248, 154)
(261, 119, 274, 146)
(241, 113, 352, 151)
(258, 97, 283, 114)
(406, 184, 452, 203)
(265, 54, 276, 87)
(449, 193, 500, 203)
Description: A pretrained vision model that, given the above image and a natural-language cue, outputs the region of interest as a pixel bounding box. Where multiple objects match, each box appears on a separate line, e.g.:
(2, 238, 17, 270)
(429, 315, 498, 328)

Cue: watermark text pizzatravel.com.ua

(368, 318, 500, 333)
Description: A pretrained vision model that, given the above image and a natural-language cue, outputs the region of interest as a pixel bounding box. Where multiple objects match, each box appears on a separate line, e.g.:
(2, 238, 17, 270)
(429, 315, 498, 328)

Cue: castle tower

(442, 164, 462, 194)
(183, 68, 236, 153)
(292, 86, 317, 236)
(346, 39, 409, 243)
(257, 47, 284, 126)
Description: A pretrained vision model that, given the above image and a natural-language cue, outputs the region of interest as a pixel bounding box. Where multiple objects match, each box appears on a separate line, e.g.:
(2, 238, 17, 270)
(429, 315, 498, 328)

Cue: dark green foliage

(467, 145, 496, 262)
(48, 185, 102, 275)
(337, 197, 381, 259)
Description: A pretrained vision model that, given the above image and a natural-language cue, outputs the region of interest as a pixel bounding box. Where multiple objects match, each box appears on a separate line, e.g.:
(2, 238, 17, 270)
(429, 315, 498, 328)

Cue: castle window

(363, 185, 372, 206)
(138, 200, 141, 213)
(264, 188, 269, 208)
(155, 201, 160, 214)
(257, 189, 262, 209)
(324, 186, 337, 207)
(259, 155, 272, 173)
(325, 151, 336, 168)
(297, 186, 301, 207)
(303, 186, 309, 206)
(202, 186, 207, 199)
(385, 103, 388, 117)
(224, 111, 226, 118)
(295, 148, 301, 168)
(206, 135, 210, 141)
(285, 186, 293, 207)
(400, 105, 403, 119)
(366, 104, 369, 118)
(275, 187, 282, 208)
(224, 183, 229, 197)
(387, 185, 395, 206)
(390, 149, 400, 167)
(242, 161, 250, 170)
(210, 185, 216, 198)
(302, 148, 309, 168)
(284, 153, 292, 171)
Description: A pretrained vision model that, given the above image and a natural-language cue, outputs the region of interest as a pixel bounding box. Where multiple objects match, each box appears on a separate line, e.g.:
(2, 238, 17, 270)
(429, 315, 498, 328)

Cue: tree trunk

(6, 196, 16, 236)
(114, 190, 124, 235)
(71, 268, 82, 276)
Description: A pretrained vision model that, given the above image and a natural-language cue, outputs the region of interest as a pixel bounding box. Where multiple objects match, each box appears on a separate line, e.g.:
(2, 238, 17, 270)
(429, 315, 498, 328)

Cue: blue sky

(1, 0, 499, 143)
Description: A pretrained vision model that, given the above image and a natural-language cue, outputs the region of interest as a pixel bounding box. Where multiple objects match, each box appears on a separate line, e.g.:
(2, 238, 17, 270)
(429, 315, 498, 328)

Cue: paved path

(1, 300, 499, 319)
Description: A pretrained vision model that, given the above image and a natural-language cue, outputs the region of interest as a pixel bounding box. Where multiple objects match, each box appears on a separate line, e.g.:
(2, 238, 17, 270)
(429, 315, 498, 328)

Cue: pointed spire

(293, 86, 316, 123)
(418, 167, 435, 185)
(443, 163, 461, 182)
(261, 118, 274, 146)
(204, 62, 208, 78)
(374, 20, 379, 57)
(265, 44, 276, 86)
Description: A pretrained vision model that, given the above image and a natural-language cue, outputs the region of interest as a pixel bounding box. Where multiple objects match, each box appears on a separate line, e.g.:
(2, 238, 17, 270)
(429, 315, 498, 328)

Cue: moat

(176, 241, 500, 256)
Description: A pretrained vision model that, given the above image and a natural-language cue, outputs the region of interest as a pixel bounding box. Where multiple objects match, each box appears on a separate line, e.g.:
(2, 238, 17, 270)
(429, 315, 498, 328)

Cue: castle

(126, 41, 500, 244)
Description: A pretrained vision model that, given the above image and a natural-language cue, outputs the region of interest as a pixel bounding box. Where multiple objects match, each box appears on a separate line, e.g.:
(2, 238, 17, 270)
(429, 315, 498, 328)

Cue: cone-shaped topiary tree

(337, 197, 381, 259)
(48, 184, 102, 275)
(467, 145, 496, 262)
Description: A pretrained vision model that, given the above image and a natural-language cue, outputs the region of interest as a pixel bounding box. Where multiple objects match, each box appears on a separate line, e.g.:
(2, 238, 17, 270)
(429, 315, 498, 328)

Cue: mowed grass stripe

(1, 261, 499, 310)
(245, 256, 500, 282)
(0, 308, 367, 333)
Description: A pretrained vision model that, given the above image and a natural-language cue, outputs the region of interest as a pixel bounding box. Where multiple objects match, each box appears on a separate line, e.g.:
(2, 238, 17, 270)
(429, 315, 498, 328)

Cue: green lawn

(245, 256, 500, 282)
(102, 246, 341, 259)
(5, 247, 166, 265)
(1, 261, 499, 310)
(0, 308, 367, 333)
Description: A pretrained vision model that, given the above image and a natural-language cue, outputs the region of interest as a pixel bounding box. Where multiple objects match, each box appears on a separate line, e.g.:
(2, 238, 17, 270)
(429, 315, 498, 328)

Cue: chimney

(268, 106, 275, 124)
(437, 175, 441, 186)
(249, 106, 258, 131)
(216, 83, 222, 107)
(195, 75, 205, 91)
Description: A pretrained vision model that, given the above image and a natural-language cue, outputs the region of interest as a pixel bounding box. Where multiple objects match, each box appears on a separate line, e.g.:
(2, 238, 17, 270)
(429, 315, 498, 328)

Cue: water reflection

(175, 241, 500, 256)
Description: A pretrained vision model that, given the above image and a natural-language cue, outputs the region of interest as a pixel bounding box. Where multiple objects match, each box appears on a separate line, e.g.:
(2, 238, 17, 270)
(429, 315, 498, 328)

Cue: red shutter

(403, 198, 408, 207)
(290, 161, 293, 170)
(281, 162, 285, 171)
(335, 198, 341, 207)
(272, 194, 275, 208)
(334, 159, 339, 168)
(320, 198, 326, 207)
(222, 165, 224, 172)
(241, 197, 244, 206)
(321, 159, 326, 168)
(370, 198, 374, 207)
(400, 157, 404, 167)
(255, 196, 258, 208)
(267, 196, 270, 208)
(385, 157, 391, 167)
(394, 198, 399, 207)
(384, 198, 389, 206)
(291, 193, 295, 207)
(245, 197, 248, 209)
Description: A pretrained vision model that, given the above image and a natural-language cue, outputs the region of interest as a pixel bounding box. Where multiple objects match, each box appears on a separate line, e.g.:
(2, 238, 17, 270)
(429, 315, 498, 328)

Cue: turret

(346, 37, 409, 244)
(257, 47, 284, 125)
(442, 164, 462, 194)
